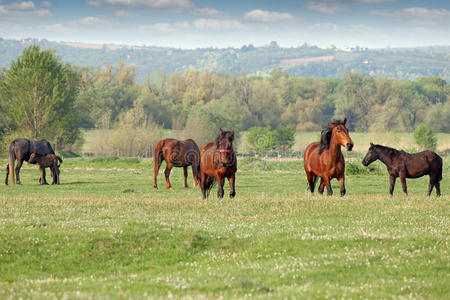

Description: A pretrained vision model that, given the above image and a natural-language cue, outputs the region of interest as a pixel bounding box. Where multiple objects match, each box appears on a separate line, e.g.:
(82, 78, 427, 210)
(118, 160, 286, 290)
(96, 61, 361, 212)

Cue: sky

(0, 0, 449, 49)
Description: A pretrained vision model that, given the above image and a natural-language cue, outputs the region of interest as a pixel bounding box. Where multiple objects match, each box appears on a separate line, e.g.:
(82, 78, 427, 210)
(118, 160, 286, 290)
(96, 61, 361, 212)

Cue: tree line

(0, 46, 449, 156)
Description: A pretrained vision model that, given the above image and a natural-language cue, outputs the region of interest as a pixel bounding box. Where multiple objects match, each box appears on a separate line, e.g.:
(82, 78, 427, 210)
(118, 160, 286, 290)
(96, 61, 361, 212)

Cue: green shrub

(414, 124, 437, 151)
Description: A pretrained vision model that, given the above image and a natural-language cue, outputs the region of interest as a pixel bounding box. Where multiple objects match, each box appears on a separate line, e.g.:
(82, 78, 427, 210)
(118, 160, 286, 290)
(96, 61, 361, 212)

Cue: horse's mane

(374, 144, 399, 157)
(318, 120, 345, 154)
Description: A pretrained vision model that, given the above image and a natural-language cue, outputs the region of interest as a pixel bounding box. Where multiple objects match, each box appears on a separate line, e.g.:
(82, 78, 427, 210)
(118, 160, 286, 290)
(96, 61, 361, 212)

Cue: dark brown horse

(5, 138, 55, 185)
(200, 129, 237, 199)
(153, 138, 201, 189)
(28, 153, 63, 185)
(362, 143, 442, 196)
(304, 118, 354, 196)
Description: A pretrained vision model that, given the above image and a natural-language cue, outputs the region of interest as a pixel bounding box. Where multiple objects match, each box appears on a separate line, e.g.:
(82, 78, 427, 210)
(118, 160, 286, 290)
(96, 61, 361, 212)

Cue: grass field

(0, 157, 449, 298)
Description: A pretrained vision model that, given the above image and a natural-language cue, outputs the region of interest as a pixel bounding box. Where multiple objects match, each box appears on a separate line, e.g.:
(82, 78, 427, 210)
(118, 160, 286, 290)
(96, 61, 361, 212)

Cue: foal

(29, 153, 63, 185)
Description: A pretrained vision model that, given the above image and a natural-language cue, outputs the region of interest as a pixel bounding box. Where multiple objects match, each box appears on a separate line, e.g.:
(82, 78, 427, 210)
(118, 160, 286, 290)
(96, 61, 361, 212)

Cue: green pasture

(0, 157, 449, 298)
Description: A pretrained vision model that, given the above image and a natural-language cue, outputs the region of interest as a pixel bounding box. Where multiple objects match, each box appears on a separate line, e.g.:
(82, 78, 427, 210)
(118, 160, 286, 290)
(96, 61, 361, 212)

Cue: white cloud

(193, 18, 242, 30)
(244, 9, 293, 22)
(310, 23, 338, 32)
(87, 0, 193, 9)
(78, 16, 110, 25)
(139, 21, 189, 32)
(370, 7, 450, 19)
(194, 7, 229, 18)
(41, 1, 52, 8)
(9, 1, 35, 10)
(41, 23, 77, 33)
(307, 0, 398, 14)
(114, 9, 134, 17)
(0, 1, 51, 18)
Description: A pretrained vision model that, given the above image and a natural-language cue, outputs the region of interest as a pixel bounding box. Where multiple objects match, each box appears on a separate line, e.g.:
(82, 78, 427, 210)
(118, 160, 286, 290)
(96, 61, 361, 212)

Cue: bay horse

(5, 138, 55, 185)
(153, 138, 201, 189)
(200, 129, 237, 199)
(362, 143, 442, 196)
(28, 153, 63, 185)
(304, 118, 354, 196)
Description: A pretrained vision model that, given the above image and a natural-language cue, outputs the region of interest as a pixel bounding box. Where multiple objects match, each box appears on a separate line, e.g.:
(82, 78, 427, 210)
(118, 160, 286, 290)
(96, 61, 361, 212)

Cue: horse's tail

(153, 140, 164, 169)
(437, 156, 443, 183)
(8, 141, 16, 185)
(56, 155, 63, 164)
(204, 175, 216, 197)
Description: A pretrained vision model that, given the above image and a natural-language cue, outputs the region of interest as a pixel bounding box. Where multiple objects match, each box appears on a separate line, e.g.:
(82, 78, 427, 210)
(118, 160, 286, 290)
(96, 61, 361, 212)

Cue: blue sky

(0, 0, 449, 48)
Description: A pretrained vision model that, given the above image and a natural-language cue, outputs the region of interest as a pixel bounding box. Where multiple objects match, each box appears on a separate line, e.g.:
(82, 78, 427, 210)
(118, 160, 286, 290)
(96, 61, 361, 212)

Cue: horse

(153, 138, 201, 189)
(5, 138, 55, 185)
(303, 118, 354, 196)
(362, 143, 442, 197)
(28, 153, 63, 185)
(200, 129, 237, 199)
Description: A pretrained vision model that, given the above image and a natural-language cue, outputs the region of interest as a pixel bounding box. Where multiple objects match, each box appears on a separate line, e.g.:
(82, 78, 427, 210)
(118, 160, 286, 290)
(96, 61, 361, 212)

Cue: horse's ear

(219, 128, 223, 137)
(343, 118, 347, 125)
(370, 142, 374, 147)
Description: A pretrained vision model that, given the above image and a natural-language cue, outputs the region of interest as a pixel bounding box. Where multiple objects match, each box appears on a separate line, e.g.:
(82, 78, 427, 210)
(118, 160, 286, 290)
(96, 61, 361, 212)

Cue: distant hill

(1, 37, 449, 82)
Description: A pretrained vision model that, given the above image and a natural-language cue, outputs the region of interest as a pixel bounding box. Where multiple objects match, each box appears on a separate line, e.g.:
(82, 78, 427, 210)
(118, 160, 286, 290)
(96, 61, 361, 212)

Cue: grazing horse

(304, 118, 354, 196)
(153, 138, 201, 189)
(28, 153, 63, 185)
(362, 143, 442, 197)
(5, 138, 55, 185)
(200, 129, 237, 199)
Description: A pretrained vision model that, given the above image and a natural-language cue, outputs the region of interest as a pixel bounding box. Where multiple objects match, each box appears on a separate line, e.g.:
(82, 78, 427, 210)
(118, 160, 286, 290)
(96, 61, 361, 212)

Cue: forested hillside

(1, 38, 449, 82)
(1, 45, 449, 156)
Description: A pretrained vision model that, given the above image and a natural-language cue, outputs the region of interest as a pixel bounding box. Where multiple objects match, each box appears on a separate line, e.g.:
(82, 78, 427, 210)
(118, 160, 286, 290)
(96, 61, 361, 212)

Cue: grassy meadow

(0, 155, 449, 298)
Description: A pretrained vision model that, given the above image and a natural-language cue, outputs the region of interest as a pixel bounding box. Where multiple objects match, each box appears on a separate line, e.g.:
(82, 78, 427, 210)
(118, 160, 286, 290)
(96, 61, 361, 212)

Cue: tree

(247, 126, 278, 151)
(275, 126, 295, 151)
(414, 124, 437, 151)
(0, 45, 81, 149)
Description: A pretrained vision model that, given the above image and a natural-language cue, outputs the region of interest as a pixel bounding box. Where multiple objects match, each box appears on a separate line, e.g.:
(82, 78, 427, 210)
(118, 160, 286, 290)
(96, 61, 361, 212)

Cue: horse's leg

(5, 164, 9, 185)
(325, 178, 333, 196)
(399, 172, 407, 196)
(318, 178, 325, 195)
(40, 167, 48, 185)
(435, 181, 441, 197)
(427, 175, 434, 196)
(306, 171, 316, 194)
(201, 172, 207, 199)
(389, 175, 396, 196)
(164, 164, 173, 189)
(15, 159, 24, 185)
(338, 175, 346, 196)
(183, 166, 188, 188)
(51, 167, 57, 184)
(228, 174, 236, 198)
(153, 158, 162, 189)
(192, 164, 199, 188)
(217, 176, 224, 198)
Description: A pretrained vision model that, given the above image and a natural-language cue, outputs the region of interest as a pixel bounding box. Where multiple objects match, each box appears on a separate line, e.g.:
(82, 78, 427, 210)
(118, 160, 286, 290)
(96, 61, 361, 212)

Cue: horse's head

(330, 118, 353, 151)
(216, 128, 235, 167)
(362, 143, 379, 166)
(28, 152, 38, 164)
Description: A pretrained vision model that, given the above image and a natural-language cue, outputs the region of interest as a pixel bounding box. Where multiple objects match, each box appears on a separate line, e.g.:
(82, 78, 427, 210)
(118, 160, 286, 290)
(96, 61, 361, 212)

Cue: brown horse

(362, 143, 442, 196)
(304, 118, 354, 196)
(200, 129, 237, 199)
(28, 153, 63, 185)
(153, 138, 201, 189)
